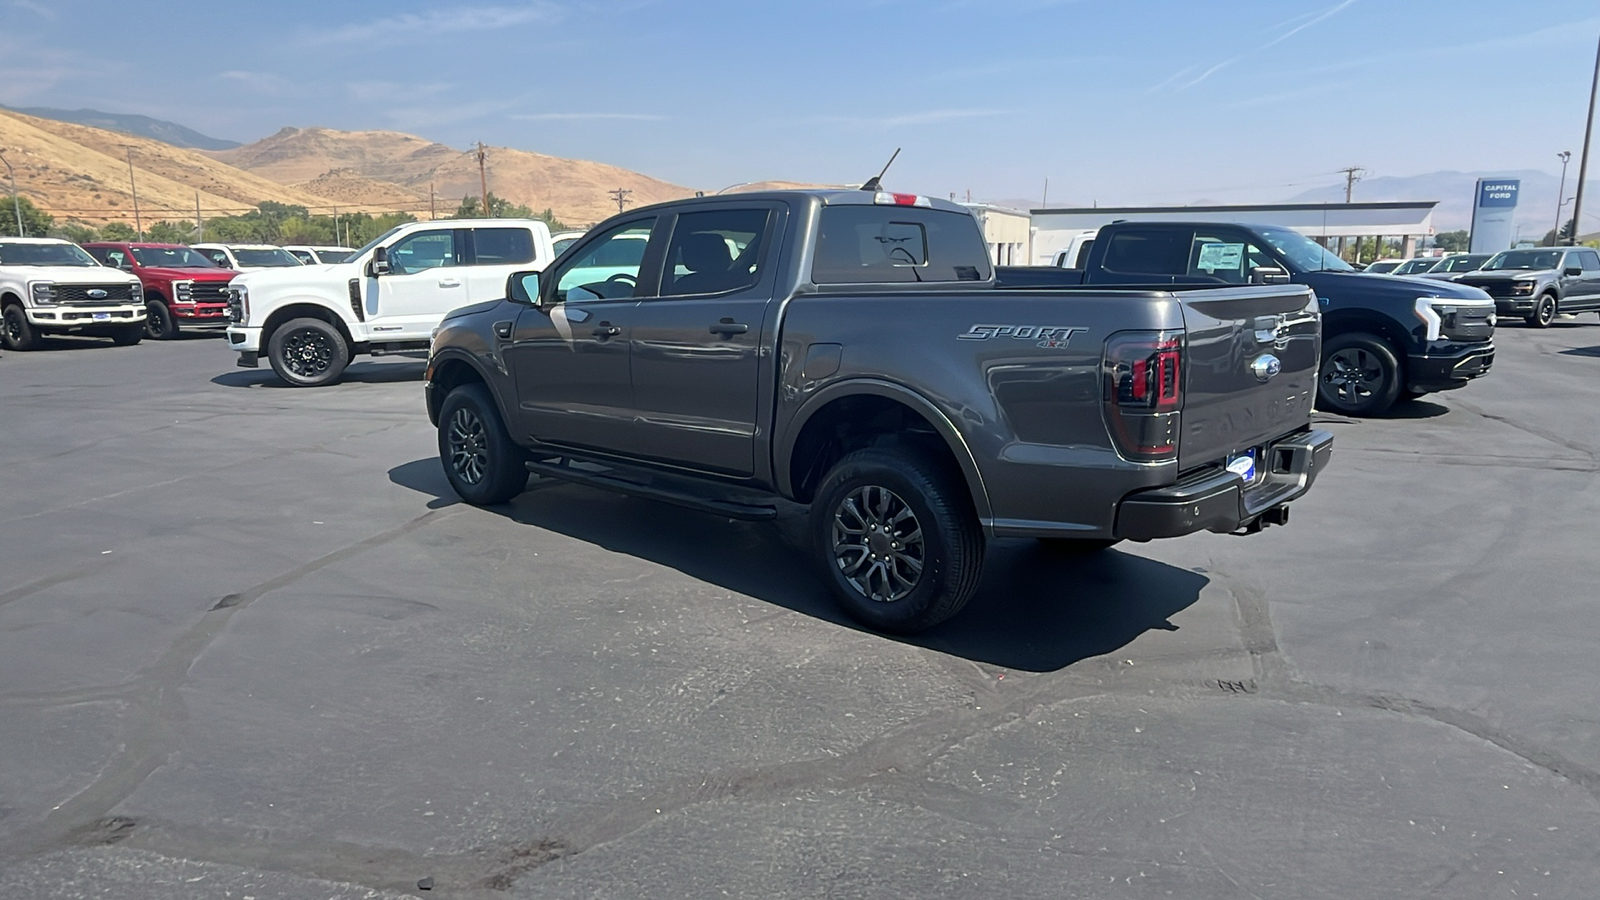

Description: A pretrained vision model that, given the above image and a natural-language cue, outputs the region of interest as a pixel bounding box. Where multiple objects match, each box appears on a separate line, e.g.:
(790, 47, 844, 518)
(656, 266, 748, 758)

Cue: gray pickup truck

(425, 190, 1334, 632)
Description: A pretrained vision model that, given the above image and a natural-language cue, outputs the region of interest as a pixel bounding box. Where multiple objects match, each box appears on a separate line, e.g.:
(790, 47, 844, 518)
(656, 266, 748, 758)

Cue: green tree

(51, 222, 100, 243)
(100, 221, 138, 241)
(1541, 216, 1576, 247)
(147, 221, 197, 243)
(0, 196, 53, 237)
(1434, 230, 1469, 253)
(278, 216, 335, 245)
(453, 192, 534, 219)
(535, 207, 571, 232)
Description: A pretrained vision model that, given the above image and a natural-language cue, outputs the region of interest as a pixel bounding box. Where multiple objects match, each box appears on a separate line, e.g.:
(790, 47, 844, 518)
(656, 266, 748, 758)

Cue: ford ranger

(424, 191, 1334, 633)
(1026, 221, 1496, 416)
(83, 242, 236, 339)
(0, 237, 145, 350)
(1454, 245, 1600, 327)
(225, 219, 555, 386)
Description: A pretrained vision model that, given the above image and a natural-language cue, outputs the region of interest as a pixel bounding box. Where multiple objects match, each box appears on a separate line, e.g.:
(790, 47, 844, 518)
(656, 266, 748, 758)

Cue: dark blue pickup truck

(1013, 221, 1496, 416)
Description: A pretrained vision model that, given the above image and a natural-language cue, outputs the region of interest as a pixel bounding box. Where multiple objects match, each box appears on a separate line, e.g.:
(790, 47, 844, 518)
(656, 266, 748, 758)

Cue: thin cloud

(6, 0, 56, 18)
(1154, 0, 1358, 92)
(509, 112, 666, 121)
(306, 3, 557, 47)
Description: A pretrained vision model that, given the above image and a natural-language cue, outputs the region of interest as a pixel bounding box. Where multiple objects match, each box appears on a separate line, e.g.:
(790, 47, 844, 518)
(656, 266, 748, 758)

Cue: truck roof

(82, 241, 187, 249)
(624, 189, 970, 217)
(0, 236, 73, 245)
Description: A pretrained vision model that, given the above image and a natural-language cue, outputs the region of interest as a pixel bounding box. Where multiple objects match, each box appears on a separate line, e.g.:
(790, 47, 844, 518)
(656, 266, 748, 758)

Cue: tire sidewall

(811, 449, 965, 633)
(145, 300, 176, 339)
(268, 318, 349, 387)
(1529, 293, 1557, 328)
(2, 305, 36, 351)
(1317, 333, 1401, 416)
(436, 383, 526, 506)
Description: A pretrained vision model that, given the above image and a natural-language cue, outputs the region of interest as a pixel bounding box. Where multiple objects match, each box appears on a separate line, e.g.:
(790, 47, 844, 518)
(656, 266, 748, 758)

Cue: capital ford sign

(1477, 181, 1520, 208)
(1470, 177, 1520, 254)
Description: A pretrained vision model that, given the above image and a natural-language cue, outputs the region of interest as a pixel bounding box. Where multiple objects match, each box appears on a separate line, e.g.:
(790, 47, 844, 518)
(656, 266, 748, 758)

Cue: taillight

(1104, 331, 1183, 460)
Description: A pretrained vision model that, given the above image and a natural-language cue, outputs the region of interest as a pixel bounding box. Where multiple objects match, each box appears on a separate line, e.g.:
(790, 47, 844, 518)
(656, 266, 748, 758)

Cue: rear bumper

(1408, 342, 1494, 392)
(1114, 429, 1333, 541)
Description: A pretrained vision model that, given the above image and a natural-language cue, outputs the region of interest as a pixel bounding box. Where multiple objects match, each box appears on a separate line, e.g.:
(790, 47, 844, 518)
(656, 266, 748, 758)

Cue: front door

(507, 216, 659, 452)
(364, 228, 466, 339)
(628, 205, 779, 477)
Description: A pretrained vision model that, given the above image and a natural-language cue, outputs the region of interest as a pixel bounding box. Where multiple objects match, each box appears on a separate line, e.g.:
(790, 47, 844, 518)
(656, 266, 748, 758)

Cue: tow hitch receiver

(1235, 504, 1291, 535)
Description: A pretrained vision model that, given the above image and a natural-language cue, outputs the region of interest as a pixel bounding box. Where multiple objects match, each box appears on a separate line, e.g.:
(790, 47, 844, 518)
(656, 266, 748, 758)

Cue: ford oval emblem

(1251, 354, 1282, 382)
(87, 289, 108, 299)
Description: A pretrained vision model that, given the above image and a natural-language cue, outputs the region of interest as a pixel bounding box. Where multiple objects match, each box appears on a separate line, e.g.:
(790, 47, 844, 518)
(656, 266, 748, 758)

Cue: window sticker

(1197, 242, 1244, 272)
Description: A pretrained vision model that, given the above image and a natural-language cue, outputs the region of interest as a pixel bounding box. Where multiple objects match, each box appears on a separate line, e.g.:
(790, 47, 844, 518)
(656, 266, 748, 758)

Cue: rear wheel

(437, 383, 527, 505)
(811, 447, 984, 634)
(1317, 333, 1401, 416)
(144, 299, 179, 339)
(1, 304, 39, 351)
(1526, 293, 1557, 328)
(268, 317, 349, 387)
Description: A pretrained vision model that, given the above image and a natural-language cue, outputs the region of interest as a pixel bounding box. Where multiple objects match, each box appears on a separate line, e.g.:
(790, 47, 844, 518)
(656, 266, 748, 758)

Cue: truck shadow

(1559, 345, 1600, 358)
(211, 360, 426, 388)
(388, 458, 1207, 673)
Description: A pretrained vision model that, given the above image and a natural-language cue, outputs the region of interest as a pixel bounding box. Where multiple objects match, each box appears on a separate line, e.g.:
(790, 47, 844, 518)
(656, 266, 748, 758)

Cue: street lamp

(1554, 150, 1572, 246)
(0, 151, 21, 237)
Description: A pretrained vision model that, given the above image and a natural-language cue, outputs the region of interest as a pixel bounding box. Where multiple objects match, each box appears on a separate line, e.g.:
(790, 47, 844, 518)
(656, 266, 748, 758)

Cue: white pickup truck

(0, 237, 146, 351)
(225, 218, 555, 386)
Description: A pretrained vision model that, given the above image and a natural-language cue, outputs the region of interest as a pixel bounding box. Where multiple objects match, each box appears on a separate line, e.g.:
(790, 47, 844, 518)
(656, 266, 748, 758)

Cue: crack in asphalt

(1450, 397, 1598, 463)
(0, 561, 112, 611)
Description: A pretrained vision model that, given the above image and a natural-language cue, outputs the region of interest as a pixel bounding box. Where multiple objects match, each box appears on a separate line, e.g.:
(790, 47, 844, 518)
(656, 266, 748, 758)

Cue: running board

(524, 457, 777, 521)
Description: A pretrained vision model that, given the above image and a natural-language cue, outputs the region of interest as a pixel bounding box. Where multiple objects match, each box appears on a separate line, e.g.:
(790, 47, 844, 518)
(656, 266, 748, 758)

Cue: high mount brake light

(1103, 331, 1183, 460)
(873, 192, 932, 208)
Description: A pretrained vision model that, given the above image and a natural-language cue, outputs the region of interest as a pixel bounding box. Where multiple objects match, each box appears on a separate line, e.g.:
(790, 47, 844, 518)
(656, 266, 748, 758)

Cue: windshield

(315, 249, 352, 264)
(1256, 227, 1354, 272)
(233, 248, 302, 268)
(129, 246, 218, 269)
(1436, 254, 1489, 272)
(353, 227, 406, 259)
(1483, 249, 1563, 271)
(1393, 258, 1441, 275)
(0, 241, 100, 267)
(1365, 261, 1400, 273)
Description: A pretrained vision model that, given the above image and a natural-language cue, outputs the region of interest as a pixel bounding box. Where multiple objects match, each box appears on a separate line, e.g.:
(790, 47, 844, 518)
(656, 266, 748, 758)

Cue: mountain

(1286, 169, 1597, 237)
(0, 109, 349, 227)
(211, 127, 693, 227)
(3, 106, 240, 151)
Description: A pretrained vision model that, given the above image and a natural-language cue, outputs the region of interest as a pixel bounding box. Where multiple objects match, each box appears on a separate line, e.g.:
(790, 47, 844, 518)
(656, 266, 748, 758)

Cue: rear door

(627, 203, 782, 477)
(464, 226, 540, 302)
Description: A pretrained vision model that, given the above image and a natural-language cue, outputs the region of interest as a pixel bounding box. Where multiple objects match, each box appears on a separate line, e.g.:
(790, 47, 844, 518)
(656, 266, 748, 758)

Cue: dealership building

(1028, 201, 1439, 267)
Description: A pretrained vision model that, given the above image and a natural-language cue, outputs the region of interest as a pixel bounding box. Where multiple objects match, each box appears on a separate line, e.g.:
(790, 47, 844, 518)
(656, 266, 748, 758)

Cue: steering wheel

(604, 273, 638, 286)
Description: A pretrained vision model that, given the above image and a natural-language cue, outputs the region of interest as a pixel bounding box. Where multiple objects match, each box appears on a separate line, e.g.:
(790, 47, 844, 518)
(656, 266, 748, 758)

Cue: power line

(1338, 166, 1365, 203)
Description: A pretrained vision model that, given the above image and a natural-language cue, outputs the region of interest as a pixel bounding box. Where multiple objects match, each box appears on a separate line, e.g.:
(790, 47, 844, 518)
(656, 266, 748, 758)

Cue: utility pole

(1568, 33, 1599, 246)
(1554, 150, 1572, 246)
(1041, 176, 1049, 208)
(608, 188, 632, 213)
(429, 181, 436, 221)
(194, 191, 203, 239)
(475, 143, 491, 217)
(1339, 166, 1365, 203)
(124, 146, 143, 239)
(0, 151, 20, 236)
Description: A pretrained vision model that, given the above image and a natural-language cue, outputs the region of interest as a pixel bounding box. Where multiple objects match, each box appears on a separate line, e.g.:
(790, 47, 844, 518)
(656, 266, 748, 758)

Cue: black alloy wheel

(1316, 333, 1401, 416)
(436, 383, 527, 505)
(1526, 293, 1557, 328)
(831, 484, 926, 604)
(267, 317, 349, 387)
(2, 305, 39, 351)
(144, 300, 179, 339)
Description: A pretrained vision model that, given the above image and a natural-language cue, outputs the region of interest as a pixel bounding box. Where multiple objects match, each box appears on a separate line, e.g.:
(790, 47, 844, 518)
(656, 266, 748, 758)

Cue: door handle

(592, 323, 622, 338)
(493, 320, 513, 339)
(710, 320, 749, 336)
(438, 278, 462, 287)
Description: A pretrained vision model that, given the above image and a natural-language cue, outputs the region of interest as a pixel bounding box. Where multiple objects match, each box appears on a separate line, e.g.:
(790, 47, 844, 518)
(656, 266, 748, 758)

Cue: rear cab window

(471, 227, 536, 266)
(812, 206, 991, 285)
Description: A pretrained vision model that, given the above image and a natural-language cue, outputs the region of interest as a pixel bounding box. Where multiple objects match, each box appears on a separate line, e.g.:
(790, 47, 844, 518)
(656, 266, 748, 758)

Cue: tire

(437, 383, 528, 505)
(1317, 332, 1402, 416)
(810, 446, 984, 634)
(267, 317, 349, 387)
(1525, 293, 1557, 328)
(110, 325, 143, 346)
(1, 304, 39, 351)
(1038, 538, 1122, 554)
(144, 299, 179, 339)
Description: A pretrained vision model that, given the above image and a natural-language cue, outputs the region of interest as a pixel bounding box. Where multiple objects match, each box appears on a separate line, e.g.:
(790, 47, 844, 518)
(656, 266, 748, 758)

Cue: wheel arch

(1321, 310, 1412, 374)
(778, 379, 993, 522)
(261, 301, 357, 353)
(0, 290, 22, 308)
(426, 351, 510, 428)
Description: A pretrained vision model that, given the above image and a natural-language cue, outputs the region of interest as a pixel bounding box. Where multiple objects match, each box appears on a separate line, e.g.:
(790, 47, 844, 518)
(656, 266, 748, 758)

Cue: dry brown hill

(291, 169, 426, 210)
(212, 126, 694, 227)
(0, 109, 353, 228)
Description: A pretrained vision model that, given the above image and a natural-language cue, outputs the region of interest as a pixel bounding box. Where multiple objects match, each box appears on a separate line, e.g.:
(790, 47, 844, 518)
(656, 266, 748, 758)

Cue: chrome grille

(55, 283, 136, 304)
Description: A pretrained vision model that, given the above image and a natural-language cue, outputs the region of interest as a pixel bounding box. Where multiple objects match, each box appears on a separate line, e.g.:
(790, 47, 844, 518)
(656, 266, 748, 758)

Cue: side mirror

(1249, 265, 1291, 285)
(506, 269, 541, 305)
(371, 246, 391, 277)
(1564, 266, 1582, 277)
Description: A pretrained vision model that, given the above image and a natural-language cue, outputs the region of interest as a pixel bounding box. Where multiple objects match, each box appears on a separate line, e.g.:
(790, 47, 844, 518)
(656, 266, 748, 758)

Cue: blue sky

(3, 0, 1598, 208)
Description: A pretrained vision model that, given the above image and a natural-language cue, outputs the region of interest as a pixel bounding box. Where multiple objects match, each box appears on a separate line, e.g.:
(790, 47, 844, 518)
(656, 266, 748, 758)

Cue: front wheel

(1317, 333, 1401, 416)
(2, 304, 39, 351)
(144, 300, 179, 339)
(811, 447, 984, 634)
(1526, 293, 1557, 328)
(109, 324, 143, 346)
(267, 317, 349, 387)
(437, 383, 528, 505)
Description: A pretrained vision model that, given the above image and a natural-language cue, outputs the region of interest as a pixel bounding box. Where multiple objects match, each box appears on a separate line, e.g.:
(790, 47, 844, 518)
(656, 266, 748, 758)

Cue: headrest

(680, 233, 731, 273)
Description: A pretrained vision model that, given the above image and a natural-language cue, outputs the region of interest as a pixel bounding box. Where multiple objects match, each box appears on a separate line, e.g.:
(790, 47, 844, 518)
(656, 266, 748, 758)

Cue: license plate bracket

(1226, 450, 1260, 485)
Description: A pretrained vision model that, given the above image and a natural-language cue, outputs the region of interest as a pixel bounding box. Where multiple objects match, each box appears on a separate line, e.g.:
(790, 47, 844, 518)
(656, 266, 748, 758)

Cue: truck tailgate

(1177, 286, 1319, 470)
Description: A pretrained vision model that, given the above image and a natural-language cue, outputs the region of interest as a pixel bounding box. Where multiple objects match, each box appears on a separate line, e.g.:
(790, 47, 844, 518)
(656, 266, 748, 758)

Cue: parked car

(1389, 257, 1444, 276)
(1032, 221, 1495, 416)
(425, 190, 1334, 633)
(1047, 229, 1098, 268)
(1417, 253, 1491, 281)
(1453, 246, 1600, 327)
(82, 242, 236, 339)
(0, 237, 146, 350)
(226, 218, 555, 386)
(282, 245, 356, 265)
(193, 243, 303, 271)
(1363, 258, 1406, 274)
(550, 230, 585, 257)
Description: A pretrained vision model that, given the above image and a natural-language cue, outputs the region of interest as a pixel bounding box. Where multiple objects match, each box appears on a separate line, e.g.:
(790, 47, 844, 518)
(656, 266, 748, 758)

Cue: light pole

(1554, 150, 1572, 245)
(1569, 33, 1600, 246)
(0, 151, 21, 236)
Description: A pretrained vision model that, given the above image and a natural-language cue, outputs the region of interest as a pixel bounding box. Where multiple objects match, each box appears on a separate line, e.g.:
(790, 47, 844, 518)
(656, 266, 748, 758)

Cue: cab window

(471, 227, 536, 266)
(660, 208, 770, 297)
(1099, 229, 1189, 276)
(1188, 233, 1273, 284)
(554, 219, 656, 302)
(388, 230, 459, 275)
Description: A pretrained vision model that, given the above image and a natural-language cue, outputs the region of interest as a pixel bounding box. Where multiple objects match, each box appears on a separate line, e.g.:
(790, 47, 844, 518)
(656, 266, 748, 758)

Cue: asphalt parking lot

(1, 319, 1598, 899)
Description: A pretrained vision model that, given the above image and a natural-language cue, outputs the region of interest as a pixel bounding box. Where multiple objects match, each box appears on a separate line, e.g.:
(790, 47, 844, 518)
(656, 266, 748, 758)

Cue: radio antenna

(859, 148, 901, 192)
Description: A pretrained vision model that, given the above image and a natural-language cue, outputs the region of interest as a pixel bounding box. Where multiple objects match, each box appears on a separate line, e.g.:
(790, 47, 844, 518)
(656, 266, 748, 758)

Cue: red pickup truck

(82, 242, 237, 339)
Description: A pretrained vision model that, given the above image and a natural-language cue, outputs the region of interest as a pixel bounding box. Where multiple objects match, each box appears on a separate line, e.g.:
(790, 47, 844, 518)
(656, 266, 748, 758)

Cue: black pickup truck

(1454, 245, 1600, 327)
(425, 191, 1333, 633)
(1020, 221, 1496, 416)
